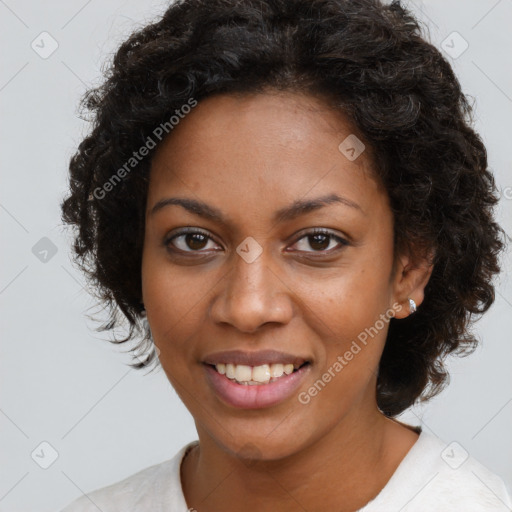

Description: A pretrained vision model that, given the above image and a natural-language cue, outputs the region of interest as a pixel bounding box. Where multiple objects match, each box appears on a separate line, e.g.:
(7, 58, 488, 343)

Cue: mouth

(202, 351, 312, 409)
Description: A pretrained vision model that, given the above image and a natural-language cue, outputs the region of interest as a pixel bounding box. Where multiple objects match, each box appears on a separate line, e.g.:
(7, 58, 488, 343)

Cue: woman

(59, 0, 511, 510)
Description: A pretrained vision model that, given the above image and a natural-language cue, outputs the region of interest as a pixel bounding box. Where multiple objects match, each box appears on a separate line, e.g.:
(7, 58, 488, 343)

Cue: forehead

(147, 92, 384, 223)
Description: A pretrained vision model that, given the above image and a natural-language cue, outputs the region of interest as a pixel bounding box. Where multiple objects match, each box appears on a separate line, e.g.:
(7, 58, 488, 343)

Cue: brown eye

(290, 229, 348, 253)
(308, 233, 331, 251)
(183, 233, 208, 250)
(165, 229, 220, 253)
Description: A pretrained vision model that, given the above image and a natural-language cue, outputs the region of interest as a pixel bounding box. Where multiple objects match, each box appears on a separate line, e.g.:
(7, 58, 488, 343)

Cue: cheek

(141, 252, 207, 365)
(297, 276, 390, 424)
(300, 245, 394, 378)
(306, 258, 393, 337)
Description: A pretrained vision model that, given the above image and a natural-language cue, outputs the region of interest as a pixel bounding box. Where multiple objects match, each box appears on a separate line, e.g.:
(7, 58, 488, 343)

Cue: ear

(391, 247, 435, 319)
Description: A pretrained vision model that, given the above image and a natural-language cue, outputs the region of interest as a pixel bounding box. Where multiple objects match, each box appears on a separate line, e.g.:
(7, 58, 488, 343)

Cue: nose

(209, 249, 294, 333)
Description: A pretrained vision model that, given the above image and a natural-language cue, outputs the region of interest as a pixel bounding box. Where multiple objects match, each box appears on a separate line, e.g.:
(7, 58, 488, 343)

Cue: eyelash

(164, 227, 349, 256)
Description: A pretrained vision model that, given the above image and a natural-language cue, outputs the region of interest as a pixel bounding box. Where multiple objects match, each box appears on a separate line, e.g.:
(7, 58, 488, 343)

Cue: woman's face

(142, 91, 410, 460)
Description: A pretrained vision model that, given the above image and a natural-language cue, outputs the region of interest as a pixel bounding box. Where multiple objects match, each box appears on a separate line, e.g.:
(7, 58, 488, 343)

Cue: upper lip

(203, 349, 310, 368)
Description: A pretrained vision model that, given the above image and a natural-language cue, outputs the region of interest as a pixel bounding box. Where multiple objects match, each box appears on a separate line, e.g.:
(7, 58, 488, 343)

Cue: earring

(408, 298, 417, 314)
(140, 302, 147, 318)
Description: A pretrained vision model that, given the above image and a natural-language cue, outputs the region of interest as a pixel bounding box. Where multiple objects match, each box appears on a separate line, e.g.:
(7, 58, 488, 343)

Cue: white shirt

(60, 427, 512, 511)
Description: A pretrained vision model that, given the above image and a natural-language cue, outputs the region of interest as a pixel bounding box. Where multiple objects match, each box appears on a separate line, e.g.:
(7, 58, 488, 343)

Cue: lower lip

(204, 364, 311, 409)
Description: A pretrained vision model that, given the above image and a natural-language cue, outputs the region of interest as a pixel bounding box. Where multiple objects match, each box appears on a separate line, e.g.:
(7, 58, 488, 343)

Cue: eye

(164, 228, 221, 253)
(164, 227, 349, 255)
(289, 229, 348, 254)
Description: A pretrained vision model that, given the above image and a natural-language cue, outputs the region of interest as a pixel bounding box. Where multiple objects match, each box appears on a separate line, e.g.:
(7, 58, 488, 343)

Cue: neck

(181, 407, 418, 512)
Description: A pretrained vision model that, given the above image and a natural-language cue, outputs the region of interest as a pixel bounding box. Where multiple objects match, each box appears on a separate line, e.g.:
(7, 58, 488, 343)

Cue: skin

(141, 90, 433, 511)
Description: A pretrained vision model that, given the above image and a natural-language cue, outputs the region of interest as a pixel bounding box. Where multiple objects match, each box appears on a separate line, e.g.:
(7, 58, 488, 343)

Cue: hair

(60, 0, 504, 416)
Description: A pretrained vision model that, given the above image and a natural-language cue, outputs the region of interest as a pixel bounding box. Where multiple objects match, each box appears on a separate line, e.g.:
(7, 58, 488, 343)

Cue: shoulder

(426, 446, 512, 511)
(58, 441, 197, 512)
(363, 429, 512, 512)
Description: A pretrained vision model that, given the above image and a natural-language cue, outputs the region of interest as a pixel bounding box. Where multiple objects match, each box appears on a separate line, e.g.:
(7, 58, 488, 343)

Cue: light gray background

(1, 1, 511, 511)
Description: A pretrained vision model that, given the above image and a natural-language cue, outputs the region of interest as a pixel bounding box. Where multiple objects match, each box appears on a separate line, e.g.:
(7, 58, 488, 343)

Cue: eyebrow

(149, 193, 363, 225)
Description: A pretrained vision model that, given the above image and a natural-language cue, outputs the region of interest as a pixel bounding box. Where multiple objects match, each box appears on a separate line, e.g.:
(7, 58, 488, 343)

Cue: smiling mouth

(206, 362, 311, 385)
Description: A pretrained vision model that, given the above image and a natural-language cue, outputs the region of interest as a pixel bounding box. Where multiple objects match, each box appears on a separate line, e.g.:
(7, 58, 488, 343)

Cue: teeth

(226, 364, 236, 379)
(252, 364, 271, 383)
(234, 365, 252, 382)
(269, 363, 284, 378)
(283, 364, 294, 375)
(214, 362, 302, 384)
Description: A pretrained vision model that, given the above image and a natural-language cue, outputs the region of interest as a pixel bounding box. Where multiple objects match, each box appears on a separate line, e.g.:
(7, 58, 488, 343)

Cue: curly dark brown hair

(60, 0, 504, 416)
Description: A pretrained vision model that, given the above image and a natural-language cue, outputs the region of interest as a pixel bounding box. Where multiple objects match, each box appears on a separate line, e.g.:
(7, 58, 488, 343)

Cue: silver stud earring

(408, 298, 417, 314)
(140, 303, 147, 318)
